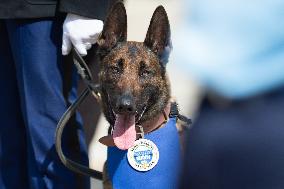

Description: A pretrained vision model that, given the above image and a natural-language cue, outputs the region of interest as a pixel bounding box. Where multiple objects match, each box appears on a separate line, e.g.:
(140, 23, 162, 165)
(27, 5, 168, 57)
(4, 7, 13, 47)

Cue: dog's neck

(139, 102, 171, 134)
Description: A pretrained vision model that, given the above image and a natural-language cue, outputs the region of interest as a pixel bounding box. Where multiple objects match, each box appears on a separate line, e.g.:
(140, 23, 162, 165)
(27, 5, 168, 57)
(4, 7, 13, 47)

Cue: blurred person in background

(171, 0, 284, 188)
(0, 0, 114, 188)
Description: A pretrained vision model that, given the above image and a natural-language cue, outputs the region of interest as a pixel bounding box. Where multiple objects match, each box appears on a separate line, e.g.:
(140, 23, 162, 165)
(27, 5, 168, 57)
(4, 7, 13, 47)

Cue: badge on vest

(127, 139, 159, 172)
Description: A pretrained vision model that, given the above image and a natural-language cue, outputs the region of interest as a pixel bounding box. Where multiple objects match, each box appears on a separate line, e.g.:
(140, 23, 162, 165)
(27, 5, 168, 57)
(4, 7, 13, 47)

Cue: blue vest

(107, 117, 181, 189)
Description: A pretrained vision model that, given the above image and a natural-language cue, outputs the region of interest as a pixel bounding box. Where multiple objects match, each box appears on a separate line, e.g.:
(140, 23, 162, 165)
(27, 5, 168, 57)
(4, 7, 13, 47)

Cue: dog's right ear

(144, 6, 171, 66)
(97, 2, 127, 57)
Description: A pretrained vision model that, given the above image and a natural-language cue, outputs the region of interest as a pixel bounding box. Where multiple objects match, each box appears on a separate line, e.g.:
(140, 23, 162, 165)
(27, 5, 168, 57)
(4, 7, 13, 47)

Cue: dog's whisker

(135, 105, 147, 124)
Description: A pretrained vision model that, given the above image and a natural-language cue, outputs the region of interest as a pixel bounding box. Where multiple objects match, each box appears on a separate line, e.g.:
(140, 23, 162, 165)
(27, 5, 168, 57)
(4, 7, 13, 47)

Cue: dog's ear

(97, 2, 127, 56)
(144, 6, 172, 65)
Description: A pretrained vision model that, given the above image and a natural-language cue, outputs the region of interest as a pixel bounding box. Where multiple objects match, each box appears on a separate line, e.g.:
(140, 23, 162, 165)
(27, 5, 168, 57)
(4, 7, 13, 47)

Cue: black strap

(72, 48, 93, 83)
(169, 102, 179, 118)
(169, 102, 192, 126)
(55, 49, 103, 179)
(55, 88, 103, 179)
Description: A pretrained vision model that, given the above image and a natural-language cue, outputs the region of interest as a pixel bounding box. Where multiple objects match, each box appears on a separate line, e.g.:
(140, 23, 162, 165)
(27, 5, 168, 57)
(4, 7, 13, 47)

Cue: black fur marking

(128, 45, 138, 58)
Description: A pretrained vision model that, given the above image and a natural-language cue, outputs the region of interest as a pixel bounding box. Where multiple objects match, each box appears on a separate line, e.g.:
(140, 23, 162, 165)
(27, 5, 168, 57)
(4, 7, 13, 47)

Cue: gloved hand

(62, 13, 103, 56)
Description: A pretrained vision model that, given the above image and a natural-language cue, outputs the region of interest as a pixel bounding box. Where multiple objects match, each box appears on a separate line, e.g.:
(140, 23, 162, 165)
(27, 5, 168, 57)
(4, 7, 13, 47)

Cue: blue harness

(107, 117, 181, 189)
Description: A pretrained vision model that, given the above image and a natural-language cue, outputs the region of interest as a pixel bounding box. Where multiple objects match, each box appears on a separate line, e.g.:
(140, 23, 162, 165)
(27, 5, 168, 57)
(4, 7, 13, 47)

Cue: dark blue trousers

(180, 87, 284, 189)
(0, 18, 89, 189)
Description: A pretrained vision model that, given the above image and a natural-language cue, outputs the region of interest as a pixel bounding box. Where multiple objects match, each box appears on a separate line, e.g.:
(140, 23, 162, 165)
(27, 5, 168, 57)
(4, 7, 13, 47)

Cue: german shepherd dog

(97, 2, 172, 150)
(96, 2, 178, 188)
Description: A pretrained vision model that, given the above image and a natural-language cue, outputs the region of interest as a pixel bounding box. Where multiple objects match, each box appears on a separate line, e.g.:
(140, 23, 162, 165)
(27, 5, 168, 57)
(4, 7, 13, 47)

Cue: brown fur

(97, 2, 173, 188)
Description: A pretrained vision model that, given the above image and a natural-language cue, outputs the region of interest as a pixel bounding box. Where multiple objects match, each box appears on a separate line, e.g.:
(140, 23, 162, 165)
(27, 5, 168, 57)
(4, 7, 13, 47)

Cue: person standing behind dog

(171, 0, 284, 188)
(0, 0, 114, 188)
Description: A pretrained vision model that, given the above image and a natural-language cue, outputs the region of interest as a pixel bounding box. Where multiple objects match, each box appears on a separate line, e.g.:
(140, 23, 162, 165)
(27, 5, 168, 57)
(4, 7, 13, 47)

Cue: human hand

(62, 13, 103, 56)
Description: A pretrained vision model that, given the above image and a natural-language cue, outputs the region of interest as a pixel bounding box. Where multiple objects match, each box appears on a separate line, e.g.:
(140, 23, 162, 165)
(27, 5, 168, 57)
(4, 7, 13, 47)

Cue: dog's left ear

(98, 2, 127, 57)
(144, 6, 172, 65)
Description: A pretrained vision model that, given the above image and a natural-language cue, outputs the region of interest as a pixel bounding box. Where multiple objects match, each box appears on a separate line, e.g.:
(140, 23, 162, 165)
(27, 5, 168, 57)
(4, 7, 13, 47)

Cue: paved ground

(89, 0, 201, 188)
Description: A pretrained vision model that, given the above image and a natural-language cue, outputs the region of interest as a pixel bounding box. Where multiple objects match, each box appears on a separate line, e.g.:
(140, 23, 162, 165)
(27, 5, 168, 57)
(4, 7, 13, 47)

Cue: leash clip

(136, 125, 145, 139)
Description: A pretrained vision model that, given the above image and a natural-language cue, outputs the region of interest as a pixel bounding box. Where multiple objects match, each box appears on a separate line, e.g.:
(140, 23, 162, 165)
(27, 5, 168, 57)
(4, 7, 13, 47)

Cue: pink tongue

(113, 114, 136, 150)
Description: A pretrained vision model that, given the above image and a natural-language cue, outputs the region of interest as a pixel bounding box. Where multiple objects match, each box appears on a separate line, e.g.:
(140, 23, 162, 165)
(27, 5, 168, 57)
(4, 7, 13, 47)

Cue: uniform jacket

(0, 0, 115, 19)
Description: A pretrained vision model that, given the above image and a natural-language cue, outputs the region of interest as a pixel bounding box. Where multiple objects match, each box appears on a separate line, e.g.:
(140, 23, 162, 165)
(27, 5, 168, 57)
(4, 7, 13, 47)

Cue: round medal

(127, 139, 159, 172)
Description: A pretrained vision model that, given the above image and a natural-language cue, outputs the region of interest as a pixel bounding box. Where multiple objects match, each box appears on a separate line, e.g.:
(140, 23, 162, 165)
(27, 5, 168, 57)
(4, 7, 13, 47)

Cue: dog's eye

(139, 61, 152, 78)
(110, 66, 121, 74)
(117, 58, 124, 67)
(108, 58, 124, 75)
(139, 70, 151, 77)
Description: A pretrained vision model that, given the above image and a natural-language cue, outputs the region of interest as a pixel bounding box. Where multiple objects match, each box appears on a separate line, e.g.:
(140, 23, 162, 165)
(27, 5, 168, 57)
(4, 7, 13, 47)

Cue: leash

(55, 48, 103, 179)
(55, 48, 192, 180)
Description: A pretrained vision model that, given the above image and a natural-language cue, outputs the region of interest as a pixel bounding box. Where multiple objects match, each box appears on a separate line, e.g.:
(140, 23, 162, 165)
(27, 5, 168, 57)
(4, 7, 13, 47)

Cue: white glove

(62, 13, 103, 56)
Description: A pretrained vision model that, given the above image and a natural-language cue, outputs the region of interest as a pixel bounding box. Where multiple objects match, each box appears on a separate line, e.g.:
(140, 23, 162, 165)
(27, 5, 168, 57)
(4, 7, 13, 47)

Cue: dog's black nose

(116, 95, 135, 114)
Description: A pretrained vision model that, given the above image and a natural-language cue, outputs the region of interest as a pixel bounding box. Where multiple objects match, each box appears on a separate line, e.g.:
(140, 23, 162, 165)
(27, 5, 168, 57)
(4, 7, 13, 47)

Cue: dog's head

(97, 2, 172, 150)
